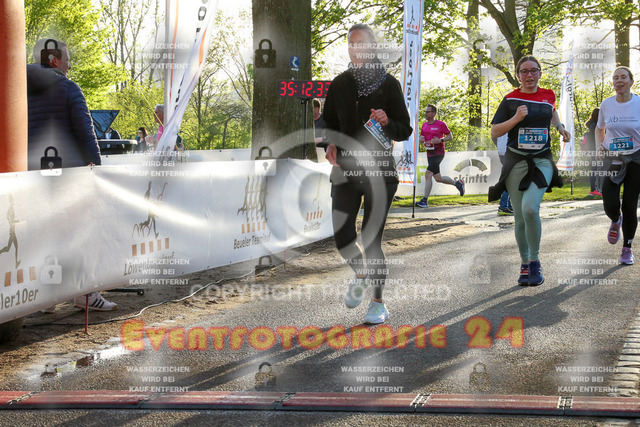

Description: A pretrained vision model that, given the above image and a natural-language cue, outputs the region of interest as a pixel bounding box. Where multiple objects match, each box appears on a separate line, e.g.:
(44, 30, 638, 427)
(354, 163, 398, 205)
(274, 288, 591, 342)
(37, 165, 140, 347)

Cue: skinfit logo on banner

(452, 157, 491, 184)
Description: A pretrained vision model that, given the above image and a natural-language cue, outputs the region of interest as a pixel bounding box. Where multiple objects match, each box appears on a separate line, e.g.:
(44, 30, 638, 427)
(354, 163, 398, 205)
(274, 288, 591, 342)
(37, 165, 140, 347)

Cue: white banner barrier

(396, 150, 501, 196)
(0, 160, 332, 323)
(102, 149, 252, 165)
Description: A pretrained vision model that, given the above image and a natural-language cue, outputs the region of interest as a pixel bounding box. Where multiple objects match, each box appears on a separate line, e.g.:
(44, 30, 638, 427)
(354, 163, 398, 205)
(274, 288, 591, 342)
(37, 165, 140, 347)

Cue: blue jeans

(499, 155, 512, 210)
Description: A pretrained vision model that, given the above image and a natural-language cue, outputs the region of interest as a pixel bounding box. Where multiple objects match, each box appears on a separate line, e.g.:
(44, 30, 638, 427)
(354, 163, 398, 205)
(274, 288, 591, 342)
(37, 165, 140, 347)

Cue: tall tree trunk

(251, 0, 315, 160)
(222, 119, 230, 149)
(614, 0, 632, 67)
(196, 79, 202, 148)
(466, 0, 482, 150)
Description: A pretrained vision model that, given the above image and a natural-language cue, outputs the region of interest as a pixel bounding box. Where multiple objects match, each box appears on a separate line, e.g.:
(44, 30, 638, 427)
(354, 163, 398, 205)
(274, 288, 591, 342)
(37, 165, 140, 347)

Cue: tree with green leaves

(97, 0, 163, 89)
(590, 0, 638, 66)
(24, 0, 121, 107)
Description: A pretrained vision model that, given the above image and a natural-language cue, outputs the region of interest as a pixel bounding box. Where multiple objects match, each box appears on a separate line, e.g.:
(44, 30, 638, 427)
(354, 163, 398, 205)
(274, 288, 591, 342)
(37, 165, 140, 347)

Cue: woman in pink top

(415, 104, 465, 208)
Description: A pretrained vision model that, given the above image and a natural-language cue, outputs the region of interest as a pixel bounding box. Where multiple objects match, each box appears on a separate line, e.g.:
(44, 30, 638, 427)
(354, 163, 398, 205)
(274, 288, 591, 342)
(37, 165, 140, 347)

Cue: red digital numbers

(278, 80, 332, 98)
(304, 81, 313, 98)
(321, 81, 331, 98)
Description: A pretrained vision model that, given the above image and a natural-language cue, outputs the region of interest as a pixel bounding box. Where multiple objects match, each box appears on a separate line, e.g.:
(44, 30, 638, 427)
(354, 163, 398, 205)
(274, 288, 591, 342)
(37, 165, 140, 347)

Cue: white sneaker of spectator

(40, 305, 57, 314)
(74, 292, 118, 311)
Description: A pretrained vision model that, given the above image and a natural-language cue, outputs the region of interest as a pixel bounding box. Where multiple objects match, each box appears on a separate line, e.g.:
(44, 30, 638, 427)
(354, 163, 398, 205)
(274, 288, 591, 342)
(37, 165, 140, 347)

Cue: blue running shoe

(416, 197, 429, 208)
(528, 260, 544, 286)
(455, 179, 465, 196)
(517, 263, 529, 286)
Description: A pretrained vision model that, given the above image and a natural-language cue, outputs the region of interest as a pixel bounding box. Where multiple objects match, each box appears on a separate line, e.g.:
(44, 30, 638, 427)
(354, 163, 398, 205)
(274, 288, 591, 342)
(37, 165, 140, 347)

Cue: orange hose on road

(0, 0, 28, 173)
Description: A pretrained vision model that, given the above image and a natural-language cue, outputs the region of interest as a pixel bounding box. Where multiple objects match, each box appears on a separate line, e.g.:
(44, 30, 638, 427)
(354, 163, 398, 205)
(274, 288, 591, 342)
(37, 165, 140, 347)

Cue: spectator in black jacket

(27, 38, 102, 170)
(322, 24, 412, 325)
(28, 38, 116, 313)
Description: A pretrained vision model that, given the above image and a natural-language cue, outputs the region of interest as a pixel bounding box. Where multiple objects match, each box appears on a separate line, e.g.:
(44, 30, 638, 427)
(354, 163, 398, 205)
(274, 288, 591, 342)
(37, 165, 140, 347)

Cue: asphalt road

(2, 199, 639, 426)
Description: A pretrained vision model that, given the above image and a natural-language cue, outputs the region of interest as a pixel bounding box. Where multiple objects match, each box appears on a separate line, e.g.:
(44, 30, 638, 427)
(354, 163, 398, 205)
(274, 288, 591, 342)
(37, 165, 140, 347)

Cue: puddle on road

(38, 344, 129, 380)
(464, 220, 513, 231)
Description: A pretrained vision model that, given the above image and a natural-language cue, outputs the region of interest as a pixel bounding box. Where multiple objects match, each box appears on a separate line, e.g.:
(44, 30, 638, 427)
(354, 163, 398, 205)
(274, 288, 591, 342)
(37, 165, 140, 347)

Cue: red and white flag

(397, 0, 424, 186)
(157, 0, 217, 153)
(557, 46, 575, 171)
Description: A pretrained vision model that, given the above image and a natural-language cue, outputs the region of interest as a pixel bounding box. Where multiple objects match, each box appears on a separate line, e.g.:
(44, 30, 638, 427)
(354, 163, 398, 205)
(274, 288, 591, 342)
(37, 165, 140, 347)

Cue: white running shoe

(40, 305, 57, 314)
(363, 300, 389, 324)
(74, 292, 118, 311)
(344, 276, 369, 308)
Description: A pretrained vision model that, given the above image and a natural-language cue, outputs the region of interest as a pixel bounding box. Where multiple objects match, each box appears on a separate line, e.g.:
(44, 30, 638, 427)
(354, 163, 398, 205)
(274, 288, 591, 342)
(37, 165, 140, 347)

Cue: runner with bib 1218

(518, 128, 547, 150)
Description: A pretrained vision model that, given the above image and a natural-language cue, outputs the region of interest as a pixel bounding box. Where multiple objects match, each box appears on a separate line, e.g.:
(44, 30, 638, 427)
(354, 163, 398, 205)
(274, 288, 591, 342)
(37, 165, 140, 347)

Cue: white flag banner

(557, 51, 575, 171)
(158, 0, 218, 153)
(0, 160, 332, 324)
(397, 0, 424, 186)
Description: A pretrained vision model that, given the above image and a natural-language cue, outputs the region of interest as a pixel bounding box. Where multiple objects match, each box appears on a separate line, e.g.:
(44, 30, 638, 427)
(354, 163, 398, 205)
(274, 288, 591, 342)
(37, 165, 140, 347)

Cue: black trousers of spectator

(331, 180, 397, 300)
(602, 162, 640, 248)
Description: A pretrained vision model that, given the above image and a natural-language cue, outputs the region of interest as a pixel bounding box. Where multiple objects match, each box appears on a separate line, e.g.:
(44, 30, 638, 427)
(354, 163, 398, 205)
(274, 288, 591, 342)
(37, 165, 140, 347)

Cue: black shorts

(427, 155, 444, 175)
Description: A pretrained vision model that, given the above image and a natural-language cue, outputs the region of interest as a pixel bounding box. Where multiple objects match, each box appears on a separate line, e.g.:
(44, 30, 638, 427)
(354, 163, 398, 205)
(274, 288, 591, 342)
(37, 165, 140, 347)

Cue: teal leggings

(504, 159, 553, 263)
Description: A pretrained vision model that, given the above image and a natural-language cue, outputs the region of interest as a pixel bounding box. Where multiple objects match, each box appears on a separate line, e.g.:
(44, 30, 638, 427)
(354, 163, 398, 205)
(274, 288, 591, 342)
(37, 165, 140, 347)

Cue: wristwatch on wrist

(556, 123, 565, 131)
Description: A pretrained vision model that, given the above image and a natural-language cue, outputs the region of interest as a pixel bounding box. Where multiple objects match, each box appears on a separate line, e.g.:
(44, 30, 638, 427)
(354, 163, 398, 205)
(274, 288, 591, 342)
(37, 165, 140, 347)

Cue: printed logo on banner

(234, 175, 271, 250)
(407, 2, 418, 30)
(396, 150, 415, 173)
(124, 182, 173, 278)
(237, 175, 268, 234)
(303, 174, 326, 234)
(0, 195, 39, 311)
(452, 157, 491, 185)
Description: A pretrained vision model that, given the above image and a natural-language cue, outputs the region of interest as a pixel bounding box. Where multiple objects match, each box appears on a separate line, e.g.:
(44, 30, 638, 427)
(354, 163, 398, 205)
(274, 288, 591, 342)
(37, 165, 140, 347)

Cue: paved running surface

(4, 199, 640, 425)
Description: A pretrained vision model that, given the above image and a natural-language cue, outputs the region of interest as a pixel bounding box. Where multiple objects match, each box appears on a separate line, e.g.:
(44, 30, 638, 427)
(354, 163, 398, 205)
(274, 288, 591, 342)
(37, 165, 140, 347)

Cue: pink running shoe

(620, 247, 635, 265)
(608, 214, 622, 244)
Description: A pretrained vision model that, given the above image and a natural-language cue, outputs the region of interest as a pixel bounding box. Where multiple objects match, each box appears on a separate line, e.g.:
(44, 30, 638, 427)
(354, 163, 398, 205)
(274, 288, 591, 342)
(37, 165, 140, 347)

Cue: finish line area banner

(0, 160, 332, 323)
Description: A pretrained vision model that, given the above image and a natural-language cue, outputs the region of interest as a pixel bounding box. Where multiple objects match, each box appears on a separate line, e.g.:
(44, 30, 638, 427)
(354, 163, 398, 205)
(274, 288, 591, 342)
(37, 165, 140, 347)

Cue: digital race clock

(278, 80, 332, 99)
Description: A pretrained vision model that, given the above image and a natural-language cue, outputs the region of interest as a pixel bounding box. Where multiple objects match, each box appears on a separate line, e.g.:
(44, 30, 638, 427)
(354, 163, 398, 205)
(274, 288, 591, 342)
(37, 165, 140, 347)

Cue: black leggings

(602, 162, 640, 248)
(331, 180, 397, 299)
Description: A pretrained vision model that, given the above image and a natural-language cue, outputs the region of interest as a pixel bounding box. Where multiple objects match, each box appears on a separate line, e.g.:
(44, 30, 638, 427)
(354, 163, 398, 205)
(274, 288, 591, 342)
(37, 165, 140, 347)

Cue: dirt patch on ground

(0, 217, 479, 386)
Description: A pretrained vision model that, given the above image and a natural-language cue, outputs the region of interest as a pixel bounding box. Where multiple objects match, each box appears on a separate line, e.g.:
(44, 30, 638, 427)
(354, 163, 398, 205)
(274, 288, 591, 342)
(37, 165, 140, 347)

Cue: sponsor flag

(557, 46, 575, 171)
(397, 0, 424, 186)
(157, 0, 218, 153)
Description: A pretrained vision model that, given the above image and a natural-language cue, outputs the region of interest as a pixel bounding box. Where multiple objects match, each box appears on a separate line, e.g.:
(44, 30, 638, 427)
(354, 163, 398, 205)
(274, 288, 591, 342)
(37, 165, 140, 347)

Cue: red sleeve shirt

(491, 88, 556, 152)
